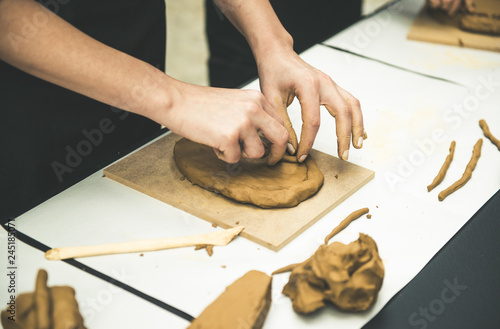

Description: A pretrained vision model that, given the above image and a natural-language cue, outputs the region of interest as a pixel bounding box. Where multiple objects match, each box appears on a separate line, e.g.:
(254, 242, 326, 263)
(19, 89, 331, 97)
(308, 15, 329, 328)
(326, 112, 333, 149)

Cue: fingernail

(287, 143, 295, 155)
(342, 150, 349, 161)
(298, 154, 307, 163)
(358, 136, 363, 148)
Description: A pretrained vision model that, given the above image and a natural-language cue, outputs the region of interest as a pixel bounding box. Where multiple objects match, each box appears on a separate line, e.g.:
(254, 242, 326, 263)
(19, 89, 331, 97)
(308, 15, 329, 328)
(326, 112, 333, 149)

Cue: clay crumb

(180, 176, 186, 181)
(206, 245, 214, 257)
(235, 221, 240, 225)
(221, 265, 226, 269)
(376, 205, 379, 208)
(195, 244, 214, 257)
(212, 223, 217, 228)
(139, 253, 144, 257)
(335, 174, 339, 179)
(367, 214, 372, 219)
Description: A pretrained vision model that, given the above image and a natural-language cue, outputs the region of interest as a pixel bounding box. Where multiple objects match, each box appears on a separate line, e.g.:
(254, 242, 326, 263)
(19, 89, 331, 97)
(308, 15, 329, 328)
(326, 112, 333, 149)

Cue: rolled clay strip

(324, 207, 369, 245)
(272, 263, 301, 276)
(479, 119, 500, 151)
(427, 141, 456, 192)
(438, 139, 483, 201)
(35, 269, 51, 329)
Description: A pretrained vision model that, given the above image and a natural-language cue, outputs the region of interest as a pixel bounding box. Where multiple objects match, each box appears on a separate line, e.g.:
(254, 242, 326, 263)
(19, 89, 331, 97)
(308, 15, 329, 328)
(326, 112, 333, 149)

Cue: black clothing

(0, 0, 166, 222)
(206, 0, 362, 88)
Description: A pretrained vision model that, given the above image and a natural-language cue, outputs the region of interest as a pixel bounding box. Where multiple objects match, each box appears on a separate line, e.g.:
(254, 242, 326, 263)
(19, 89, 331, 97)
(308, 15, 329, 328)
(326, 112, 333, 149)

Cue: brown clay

(272, 263, 301, 275)
(459, 0, 500, 35)
(479, 119, 500, 150)
(174, 138, 324, 208)
(188, 270, 272, 329)
(438, 139, 483, 201)
(195, 244, 214, 257)
(427, 141, 456, 192)
(1, 270, 86, 329)
(324, 208, 369, 244)
(34, 270, 51, 329)
(282, 233, 384, 314)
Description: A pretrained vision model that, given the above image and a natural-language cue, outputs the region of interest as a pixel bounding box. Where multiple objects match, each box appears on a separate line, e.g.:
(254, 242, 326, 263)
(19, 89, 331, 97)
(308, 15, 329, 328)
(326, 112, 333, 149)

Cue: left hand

(257, 49, 365, 162)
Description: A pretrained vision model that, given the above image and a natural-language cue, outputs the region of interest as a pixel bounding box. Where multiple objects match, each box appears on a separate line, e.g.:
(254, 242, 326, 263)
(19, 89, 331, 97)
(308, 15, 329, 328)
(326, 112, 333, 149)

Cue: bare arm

(214, 0, 365, 162)
(0, 0, 288, 164)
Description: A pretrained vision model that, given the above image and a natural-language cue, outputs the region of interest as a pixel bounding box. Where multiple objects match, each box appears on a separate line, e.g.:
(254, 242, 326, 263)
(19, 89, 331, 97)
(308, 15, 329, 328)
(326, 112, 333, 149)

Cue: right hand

(155, 80, 289, 165)
(427, 0, 463, 15)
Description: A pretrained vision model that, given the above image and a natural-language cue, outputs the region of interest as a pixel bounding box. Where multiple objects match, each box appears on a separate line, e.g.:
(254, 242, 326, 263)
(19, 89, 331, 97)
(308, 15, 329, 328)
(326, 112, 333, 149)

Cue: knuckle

(350, 97, 361, 108)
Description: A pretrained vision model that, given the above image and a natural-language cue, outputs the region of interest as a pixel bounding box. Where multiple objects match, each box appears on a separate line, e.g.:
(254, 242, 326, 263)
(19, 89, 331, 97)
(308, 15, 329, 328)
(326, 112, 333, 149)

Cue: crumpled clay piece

(174, 138, 324, 208)
(282, 234, 384, 314)
(1, 270, 87, 329)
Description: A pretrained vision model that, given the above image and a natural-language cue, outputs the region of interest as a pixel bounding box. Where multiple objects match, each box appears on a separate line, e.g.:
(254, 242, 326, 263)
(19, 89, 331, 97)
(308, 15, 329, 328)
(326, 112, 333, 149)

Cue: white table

(2, 0, 499, 328)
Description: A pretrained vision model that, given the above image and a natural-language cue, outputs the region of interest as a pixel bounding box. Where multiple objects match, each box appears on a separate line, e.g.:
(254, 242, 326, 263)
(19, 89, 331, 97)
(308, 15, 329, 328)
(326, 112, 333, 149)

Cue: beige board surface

(103, 133, 374, 251)
(407, 6, 500, 53)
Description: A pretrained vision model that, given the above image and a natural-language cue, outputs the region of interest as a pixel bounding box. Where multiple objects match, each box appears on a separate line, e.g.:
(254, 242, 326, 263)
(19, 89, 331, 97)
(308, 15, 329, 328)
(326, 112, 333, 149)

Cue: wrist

(252, 31, 294, 67)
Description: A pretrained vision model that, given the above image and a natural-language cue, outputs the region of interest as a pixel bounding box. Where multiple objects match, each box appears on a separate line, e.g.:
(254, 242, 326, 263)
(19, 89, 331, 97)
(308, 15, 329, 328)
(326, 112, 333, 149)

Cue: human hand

(427, 0, 463, 15)
(155, 80, 288, 165)
(257, 49, 364, 162)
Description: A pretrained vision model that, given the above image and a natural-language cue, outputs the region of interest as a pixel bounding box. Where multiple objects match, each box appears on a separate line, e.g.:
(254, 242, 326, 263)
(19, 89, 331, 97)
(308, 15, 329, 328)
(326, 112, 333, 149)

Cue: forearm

(213, 0, 293, 63)
(0, 0, 171, 119)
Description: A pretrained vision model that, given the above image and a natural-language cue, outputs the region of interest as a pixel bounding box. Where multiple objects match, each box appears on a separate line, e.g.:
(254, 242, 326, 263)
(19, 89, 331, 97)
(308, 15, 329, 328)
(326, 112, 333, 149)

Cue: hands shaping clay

(188, 270, 272, 329)
(1, 269, 87, 329)
(174, 138, 324, 208)
(282, 233, 384, 314)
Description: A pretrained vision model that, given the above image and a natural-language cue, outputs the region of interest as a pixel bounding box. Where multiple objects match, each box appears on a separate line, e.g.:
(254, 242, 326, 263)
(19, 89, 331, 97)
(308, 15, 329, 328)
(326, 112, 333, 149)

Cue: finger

(323, 86, 352, 161)
(448, 0, 462, 15)
(239, 129, 266, 159)
(212, 140, 242, 164)
(251, 108, 287, 166)
(267, 91, 298, 155)
(338, 87, 364, 149)
(295, 87, 320, 163)
(427, 0, 441, 9)
(248, 89, 285, 126)
(441, 0, 453, 12)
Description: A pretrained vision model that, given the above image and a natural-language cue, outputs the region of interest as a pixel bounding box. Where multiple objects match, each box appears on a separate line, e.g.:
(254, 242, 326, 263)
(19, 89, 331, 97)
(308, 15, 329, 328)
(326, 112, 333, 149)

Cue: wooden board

(103, 133, 374, 251)
(407, 6, 500, 53)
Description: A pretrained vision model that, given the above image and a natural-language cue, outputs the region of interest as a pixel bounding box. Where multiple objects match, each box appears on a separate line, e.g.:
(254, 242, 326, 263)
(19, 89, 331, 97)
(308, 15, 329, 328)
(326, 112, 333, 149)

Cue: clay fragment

(195, 244, 214, 257)
(174, 138, 324, 208)
(272, 263, 301, 275)
(367, 214, 372, 219)
(427, 141, 456, 192)
(438, 139, 483, 201)
(211, 223, 217, 228)
(1, 270, 87, 329)
(324, 208, 369, 244)
(188, 270, 272, 329)
(479, 119, 500, 150)
(282, 234, 384, 314)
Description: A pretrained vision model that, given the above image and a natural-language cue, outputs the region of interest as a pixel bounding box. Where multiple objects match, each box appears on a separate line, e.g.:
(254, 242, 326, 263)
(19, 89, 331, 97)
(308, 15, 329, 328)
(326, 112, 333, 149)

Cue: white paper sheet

(3, 43, 499, 329)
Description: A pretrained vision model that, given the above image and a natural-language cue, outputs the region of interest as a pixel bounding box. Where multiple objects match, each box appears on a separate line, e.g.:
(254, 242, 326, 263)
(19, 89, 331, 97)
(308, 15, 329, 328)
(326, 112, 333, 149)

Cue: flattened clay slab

(104, 133, 374, 251)
(174, 138, 324, 208)
(407, 6, 500, 53)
